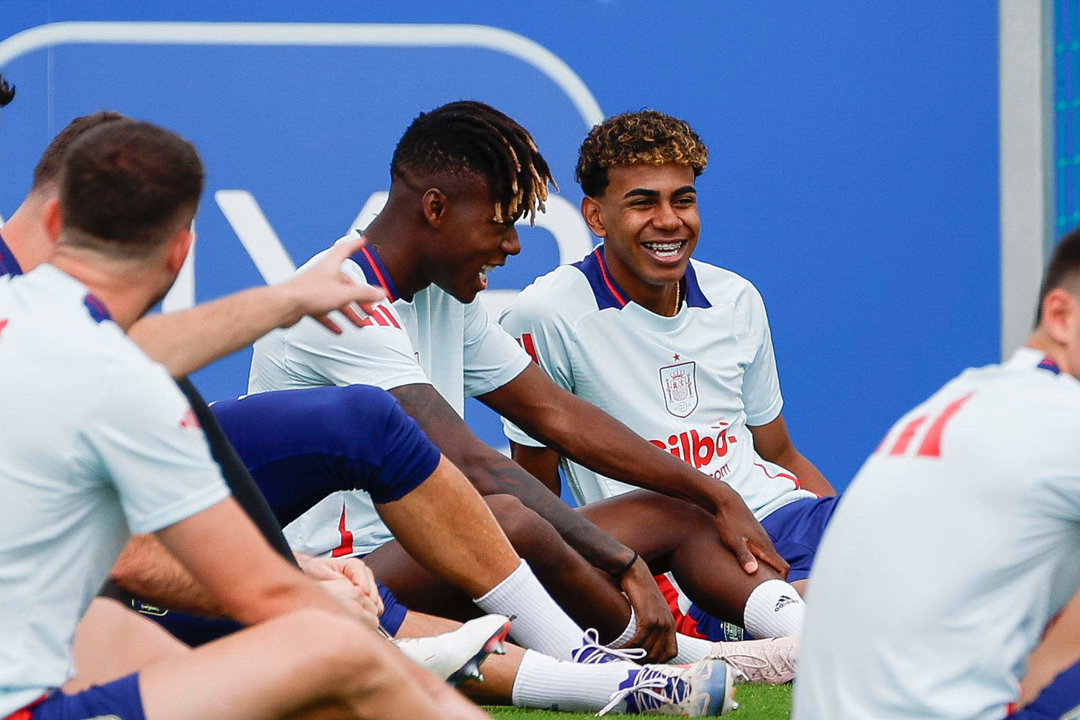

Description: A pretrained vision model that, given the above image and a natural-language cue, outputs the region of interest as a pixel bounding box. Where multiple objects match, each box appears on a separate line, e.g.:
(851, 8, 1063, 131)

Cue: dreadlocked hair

(0, 73, 14, 108)
(576, 110, 708, 198)
(391, 100, 555, 224)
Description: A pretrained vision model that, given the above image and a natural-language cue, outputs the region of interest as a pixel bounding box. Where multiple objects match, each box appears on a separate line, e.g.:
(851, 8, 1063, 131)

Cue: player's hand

(713, 489, 789, 577)
(618, 556, 678, 662)
(301, 555, 384, 626)
(280, 234, 387, 334)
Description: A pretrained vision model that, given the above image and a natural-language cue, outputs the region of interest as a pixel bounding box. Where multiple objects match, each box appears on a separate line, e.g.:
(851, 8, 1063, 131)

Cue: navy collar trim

(1037, 356, 1062, 375)
(82, 293, 112, 323)
(348, 240, 399, 302)
(0, 232, 24, 277)
(571, 246, 712, 311)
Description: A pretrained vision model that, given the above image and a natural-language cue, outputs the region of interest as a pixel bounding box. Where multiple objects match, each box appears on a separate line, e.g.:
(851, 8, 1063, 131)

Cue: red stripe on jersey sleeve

(519, 333, 540, 364)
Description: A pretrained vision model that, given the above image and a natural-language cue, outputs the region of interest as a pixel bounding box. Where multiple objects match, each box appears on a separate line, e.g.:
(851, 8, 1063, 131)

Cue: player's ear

(42, 197, 62, 244)
(165, 227, 194, 275)
(581, 195, 607, 238)
(1040, 288, 1076, 345)
(422, 188, 447, 229)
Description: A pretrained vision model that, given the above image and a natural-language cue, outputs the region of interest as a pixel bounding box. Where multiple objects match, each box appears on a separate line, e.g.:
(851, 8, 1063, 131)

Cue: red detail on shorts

(332, 503, 354, 558)
(3, 694, 47, 720)
(519, 333, 540, 364)
(654, 575, 707, 639)
(754, 462, 801, 489)
(594, 249, 628, 308)
(178, 407, 201, 429)
(915, 392, 974, 458)
(360, 246, 396, 301)
(1006, 701, 1017, 716)
(376, 306, 401, 329)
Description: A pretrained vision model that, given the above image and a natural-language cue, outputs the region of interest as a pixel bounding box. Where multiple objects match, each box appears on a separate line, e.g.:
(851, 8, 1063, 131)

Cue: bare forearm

(155, 500, 349, 626)
(390, 384, 636, 574)
(130, 286, 300, 378)
(460, 446, 637, 573)
(110, 534, 226, 616)
(517, 393, 732, 514)
(781, 451, 835, 497)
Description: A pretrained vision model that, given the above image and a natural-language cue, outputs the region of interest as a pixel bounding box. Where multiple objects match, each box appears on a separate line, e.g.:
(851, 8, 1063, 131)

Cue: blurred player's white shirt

(0, 265, 230, 716)
(793, 348, 1080, 720)
(248, 240, 530, 555)
(500, 249, 814, 518)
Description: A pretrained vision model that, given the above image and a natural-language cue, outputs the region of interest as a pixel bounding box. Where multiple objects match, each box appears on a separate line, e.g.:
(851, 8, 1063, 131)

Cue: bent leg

(67, 598, 190, 694)
(138, 608, 485, 720)
(580, 489, 785, 624)
(368, 494, 633, 642)
(374, 457, 520, 597)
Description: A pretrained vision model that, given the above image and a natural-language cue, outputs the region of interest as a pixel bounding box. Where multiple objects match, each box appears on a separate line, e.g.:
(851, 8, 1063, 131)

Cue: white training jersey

(793, 348, 1080, 720)
(249, 239, 531, 555)
(500, 248, 814, 518)
(0, 265, 230, 716)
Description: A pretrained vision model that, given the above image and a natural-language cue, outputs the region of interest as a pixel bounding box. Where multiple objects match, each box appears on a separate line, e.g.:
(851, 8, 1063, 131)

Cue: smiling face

(426, 176, 522, 304)
(581, 163, 700, 298)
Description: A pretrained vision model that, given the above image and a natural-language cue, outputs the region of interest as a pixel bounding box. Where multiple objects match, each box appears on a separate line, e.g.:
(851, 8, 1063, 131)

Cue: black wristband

(613, 550, 639, 577)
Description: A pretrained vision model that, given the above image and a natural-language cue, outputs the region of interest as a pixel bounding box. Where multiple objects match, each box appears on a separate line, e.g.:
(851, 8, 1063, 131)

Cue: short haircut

(390, 100, 554, 224)
(59, 119, 205, 253)
(0, 73, 14, 108)
(32, 111, 127, 191)
(576, 110, 709, 198)
(1036, 225, 1080, 324)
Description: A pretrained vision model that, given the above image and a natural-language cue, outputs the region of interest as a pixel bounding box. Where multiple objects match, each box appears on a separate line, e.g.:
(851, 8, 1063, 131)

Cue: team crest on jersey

(659, 361, 698, 417)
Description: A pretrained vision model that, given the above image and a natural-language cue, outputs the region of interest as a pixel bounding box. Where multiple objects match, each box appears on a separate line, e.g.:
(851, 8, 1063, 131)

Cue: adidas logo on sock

(774, 595, 797, 613)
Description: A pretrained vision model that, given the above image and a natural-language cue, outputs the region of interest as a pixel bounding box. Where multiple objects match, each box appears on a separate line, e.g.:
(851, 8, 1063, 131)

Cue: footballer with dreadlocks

(249, 101, 799, 671)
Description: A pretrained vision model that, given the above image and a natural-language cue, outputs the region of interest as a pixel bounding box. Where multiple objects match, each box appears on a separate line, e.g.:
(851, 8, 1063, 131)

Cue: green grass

(483, 683, 791, 719)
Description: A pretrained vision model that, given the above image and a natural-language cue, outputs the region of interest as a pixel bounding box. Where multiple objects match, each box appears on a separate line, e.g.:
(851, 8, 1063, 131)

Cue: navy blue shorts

(759, 495, 840, 583)
(1010, 659, 1080, 719)
(29, 673, 145, 720)
(212, 385, 442, 528)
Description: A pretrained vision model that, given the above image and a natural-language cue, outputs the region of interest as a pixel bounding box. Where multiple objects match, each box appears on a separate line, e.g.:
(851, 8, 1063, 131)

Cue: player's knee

(287, 611, 399, 694)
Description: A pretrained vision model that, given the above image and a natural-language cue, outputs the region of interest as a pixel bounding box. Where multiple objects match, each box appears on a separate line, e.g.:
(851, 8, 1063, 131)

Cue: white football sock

(511, 649, 640, 712)
(673, 632, 714, 663)
(473, 559, 585, 660)
(609, 607, 637, 648)
(742, 579, 805, 638)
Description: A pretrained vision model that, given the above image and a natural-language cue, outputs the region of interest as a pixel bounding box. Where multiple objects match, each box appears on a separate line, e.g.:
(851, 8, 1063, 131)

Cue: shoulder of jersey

(688, 259, 758, 304)
(509, 264, 596, 322)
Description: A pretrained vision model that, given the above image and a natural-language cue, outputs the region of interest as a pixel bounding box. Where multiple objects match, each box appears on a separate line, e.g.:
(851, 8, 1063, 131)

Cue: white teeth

(644, 241, 683, 258)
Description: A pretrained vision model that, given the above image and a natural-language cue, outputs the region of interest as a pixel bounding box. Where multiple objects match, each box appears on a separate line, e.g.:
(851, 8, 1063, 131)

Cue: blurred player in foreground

(0, 119, 483, 720)
(0, 109, 435, 678)
(793, 228, 1080, 719)
(250, 99, 800, 673)
(501, 110, 834, 641)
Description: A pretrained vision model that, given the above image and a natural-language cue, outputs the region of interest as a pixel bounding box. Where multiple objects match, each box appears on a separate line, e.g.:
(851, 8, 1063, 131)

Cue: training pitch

(483, 683, 792, 719)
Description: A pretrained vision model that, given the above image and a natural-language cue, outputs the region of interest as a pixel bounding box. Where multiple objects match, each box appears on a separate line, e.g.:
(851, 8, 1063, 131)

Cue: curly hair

(391, 100, 555, 224)
(576, 110, 708, 197)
